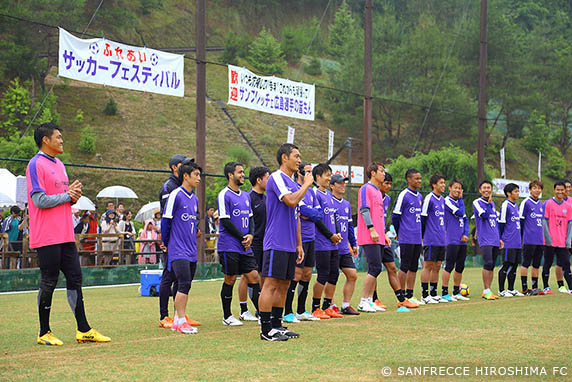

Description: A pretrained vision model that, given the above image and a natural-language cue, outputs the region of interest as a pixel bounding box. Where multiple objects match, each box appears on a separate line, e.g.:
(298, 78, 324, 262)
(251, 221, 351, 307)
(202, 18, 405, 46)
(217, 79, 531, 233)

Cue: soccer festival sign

(228, 65, 315, 120)
(58, 28, 184, 97)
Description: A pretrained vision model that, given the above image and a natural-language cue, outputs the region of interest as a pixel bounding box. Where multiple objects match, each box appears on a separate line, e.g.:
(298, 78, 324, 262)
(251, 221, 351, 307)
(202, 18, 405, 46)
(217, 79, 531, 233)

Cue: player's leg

(507, 250, 522, 295)
(541, 246, 555, 294)
(359, 244, 382, 312)
(312, 250, 331, 316)
(556, 248, 572, 292)
(498, 248, 510, 296)
(171, 260, 197, 334)
(238, 255, 260, 321)
(295, 241, 317, 320)
(269, 252, 300, 338)
(452, 245, 469, 300)
(521, 245, 532, 294)
(442, 245, 456, 300)
(238, 276, 249, 316)
(406, 245, 422, 304)
(322, 251, 341, 315)
(481, 246, 497, 299)
(36, 244, 63, 345)
(529, 246, 543, 294)
(219, 252, 241, 325)
(340, 258, 359, 314)
(285, 242, 312, 322)
(158, 252, 175, 327)
(430, 257, 444, 302)
(420, 246, 433, 303)
(398, 244, 410, 292)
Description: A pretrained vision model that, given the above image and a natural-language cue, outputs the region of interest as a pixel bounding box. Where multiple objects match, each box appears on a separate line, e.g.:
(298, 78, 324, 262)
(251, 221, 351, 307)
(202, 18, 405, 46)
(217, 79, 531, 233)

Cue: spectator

(84, 210, 98, 252)
(153, 208, 162, 232)
(5, 206, 25, 252)
(206, 205, 217, 249)
(72, 209, 81, 228)
(74, 213, 90, 234)
(101, 201, 116, 223)
(118, 210, 136, 251)
(116, 202, 125, 221)
(139, 219, 157, 264)
(101, 210, 120, 255)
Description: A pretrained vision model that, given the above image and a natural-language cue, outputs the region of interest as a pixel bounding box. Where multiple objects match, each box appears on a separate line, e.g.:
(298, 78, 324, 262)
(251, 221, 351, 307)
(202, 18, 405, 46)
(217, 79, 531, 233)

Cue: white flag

(328, 129, 334, 160)
(538, 151, 542, 180)
(287, 126, 295, 144)
(500, 147, 506, 179)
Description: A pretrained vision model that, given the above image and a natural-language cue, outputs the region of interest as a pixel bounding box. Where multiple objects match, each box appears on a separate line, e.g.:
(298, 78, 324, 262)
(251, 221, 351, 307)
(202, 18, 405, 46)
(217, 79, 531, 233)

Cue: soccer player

(554, 178, 572, 293)
(284, 162, 321, 323)
(392, 168, 423, 305)
(357, 162, 393, 312)
(473, 180, 503, 300)
(420, 174, 447, 304)
(541, 181, 572, 294)
(259, 143, 313, 341)
(161, 160, 203, 334)
(311, 163, 343, 318)
(519, 180, 544, 295)
(329, 174, 360, 315)
(28, 123, 110, 346)
(442, 179, 470, 301)
(217, 162, 261, 326)
(498, 183, 524, 297)
(237, 166, 270, 321)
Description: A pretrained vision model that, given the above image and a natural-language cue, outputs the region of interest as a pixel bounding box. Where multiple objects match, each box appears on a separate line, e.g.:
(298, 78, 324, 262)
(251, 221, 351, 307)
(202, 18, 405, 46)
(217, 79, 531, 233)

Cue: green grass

(1, 268, 571, 381)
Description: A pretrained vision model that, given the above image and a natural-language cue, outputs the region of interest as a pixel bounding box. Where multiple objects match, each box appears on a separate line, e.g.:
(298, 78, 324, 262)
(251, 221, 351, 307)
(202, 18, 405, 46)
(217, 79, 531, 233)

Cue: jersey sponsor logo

(409, 207, 416, 213)
(511, 216, 520, 222)
(323, 207, 333, 214)
(434, 210, 444, 217)
(181, 212, 195, 221)
(233, 209, 250, 216)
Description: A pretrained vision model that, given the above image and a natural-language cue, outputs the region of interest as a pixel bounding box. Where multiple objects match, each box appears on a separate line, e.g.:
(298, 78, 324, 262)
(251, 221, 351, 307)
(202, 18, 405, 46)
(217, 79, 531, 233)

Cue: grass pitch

(1, 268, 571, 381)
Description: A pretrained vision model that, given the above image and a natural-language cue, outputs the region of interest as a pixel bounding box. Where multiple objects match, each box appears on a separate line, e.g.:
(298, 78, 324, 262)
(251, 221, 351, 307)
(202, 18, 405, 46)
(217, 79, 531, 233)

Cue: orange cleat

(159, 317, 174, 329)
(324, 307, 343, 318)
(398, 299, 419, 309)
(185, 316, 201, 326)
(374, 299, 388, 310)
(311, 308, 330, 319)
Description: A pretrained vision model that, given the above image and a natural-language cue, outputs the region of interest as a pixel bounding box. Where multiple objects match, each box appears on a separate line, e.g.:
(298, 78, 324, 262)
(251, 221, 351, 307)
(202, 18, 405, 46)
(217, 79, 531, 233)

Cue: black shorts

(481, 245, 500, 270)
(297, 241, 316, 268)
(423, 246, 446, 262)
(171, 259, 197, 294)
(522, 245, 543, 268)
(37, 242, 83, 290)
(399, 243, 422, 273)
(262, 249, 297, 280)
(219, 252, 258, 276)
(444, 244, 467, 273)
(338, 252, 356, 269)
(501, 248, 522, 264)
(382, 246, 395, 263)
(252, 247, 264, 273)
(362, 244, 383, 277)
(543, 246, 571, 271)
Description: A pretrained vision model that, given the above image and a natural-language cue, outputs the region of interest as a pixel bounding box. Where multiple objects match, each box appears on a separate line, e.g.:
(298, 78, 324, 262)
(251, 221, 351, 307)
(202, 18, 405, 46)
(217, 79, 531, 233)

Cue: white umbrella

(96, 185, 138, 199)
(0, 192, 16, 207)
(71, 196, 96, 211)
(135, 201, 161, 223)
(0, 169, 16, 202)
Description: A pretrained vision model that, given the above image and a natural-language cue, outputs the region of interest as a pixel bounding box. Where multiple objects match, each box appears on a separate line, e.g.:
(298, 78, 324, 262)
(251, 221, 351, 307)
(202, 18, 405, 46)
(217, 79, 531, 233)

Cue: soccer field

(1, 268, 571, 381)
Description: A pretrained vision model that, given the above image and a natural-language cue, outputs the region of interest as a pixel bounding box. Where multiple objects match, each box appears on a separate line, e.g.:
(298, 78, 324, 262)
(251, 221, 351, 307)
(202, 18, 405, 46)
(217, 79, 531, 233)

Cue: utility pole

(347, 137, 353, 205)
(196, 0, 206, 261)
(477, 0, 488, 185)
(363, 0, 373, 170)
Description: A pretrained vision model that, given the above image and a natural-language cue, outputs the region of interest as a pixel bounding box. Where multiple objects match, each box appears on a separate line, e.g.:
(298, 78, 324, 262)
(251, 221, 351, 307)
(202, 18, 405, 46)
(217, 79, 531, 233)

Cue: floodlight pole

(196, 0, 207, 261)
(477, 0, 488, 185)
(363, 0, 373, 170)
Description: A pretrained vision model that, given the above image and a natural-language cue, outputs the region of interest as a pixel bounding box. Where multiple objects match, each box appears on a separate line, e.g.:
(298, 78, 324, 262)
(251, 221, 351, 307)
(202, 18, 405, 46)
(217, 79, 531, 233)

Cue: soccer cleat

(498, 290, 512, 298)
(530, 288, 541, 295)
(453, 294, 470, 301)
(283, 313, 300, 323)
(324, 307, 344, 318)
(76, 328, 111, 343)
(441, 294, 454, 302)
(374, 299, 388, 310)
(185, 316, 201, 326)
(450, 295, 458, 301)
(239, 311, 258, 322)
(357, 302, 376, 313)
(541, 287, 554, 295)
(159, 316, 174, 329)
(398, 299, 419, 309)
(509, 290, 524, 297)
(276, 326, 300, 338)
(222, 315, 243, 326)
(408, 297, 423, 305)
(331, 304, 341, 314)
(482, 291, 498, 300)
(396, 306, 410, 312)
(558, 286, 570, 294)
(296, 312, 320, 321)
(37, 331, 63, 346)
(311, 308, 330, 319)
(422, 296, 439, 304)
(172, 321, 198, 334)
(433, 295, 448, 303)
(340, 306, 360, 315)
(260, 328, 289, 341)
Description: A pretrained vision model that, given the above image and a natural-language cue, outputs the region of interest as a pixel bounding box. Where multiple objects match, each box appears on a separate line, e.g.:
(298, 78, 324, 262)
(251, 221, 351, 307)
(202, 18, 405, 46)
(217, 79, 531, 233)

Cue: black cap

(330, 174, 350, 185)
(169, 154, 187, 169)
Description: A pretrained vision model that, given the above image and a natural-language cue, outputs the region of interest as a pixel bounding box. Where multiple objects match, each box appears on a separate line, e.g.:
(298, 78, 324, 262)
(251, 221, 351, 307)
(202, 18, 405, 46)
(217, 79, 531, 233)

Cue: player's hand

(385, 236, 391, 246)
(351, 247, 359, 258)
(159, 243, 167, 252)
(499, 239, 504, 250)
(369, 228, 379, 242)
(197, 229, 202, 238)
(296, 245, 305, 264)
(461, 235, 469, 243)
(303, 171, 313, 187)
(330, 233, 341, 244)
(242, 234, 254, 249)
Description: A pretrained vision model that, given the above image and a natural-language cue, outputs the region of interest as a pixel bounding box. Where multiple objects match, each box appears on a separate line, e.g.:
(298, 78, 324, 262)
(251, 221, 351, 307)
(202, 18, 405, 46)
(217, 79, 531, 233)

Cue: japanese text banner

(228, 65, 314, 120)
(58, 28, 184, 97)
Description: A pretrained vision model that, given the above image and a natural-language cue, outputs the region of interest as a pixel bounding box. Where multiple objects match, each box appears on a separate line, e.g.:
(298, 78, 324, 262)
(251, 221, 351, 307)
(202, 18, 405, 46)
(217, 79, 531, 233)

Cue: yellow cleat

(76, 328, 111, 343)
(37, 331, 64, 346)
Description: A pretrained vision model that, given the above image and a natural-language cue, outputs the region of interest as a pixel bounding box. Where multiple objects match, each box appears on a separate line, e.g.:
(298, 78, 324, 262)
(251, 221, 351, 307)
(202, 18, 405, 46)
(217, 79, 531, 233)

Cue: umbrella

(0, 192, 16, 207)
(96, 185, 138, 199)
(0, 168, 16, 202)
(135, 201, 161, 223)
(71, 196, 96, 211)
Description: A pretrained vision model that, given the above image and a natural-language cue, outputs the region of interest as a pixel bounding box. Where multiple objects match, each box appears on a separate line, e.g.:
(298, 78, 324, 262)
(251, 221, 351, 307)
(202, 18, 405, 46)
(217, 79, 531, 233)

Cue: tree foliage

(247, 28, 286, 75)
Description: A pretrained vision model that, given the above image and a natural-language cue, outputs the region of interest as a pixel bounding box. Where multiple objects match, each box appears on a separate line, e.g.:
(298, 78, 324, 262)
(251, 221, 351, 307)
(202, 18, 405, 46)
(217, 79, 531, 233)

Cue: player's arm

(220, 219, 246, 241)
(421, 195, 430, 237)
(542, 218, 552, 247)
(315, 220, 335, 239)
(445, 197, 463, 218)
(566, 220, 572, 249)
(348, 219, 357, 248)
(391, 191, 405, 234)
(462, 215, 469, 239)
(473, 200, 490, 219)
(161, 193, 177, 248)
(498, 201, 508, 237)
(282, 172, 313, 207)
(296, 217, 304, 264)
(299, 203, 323, 222)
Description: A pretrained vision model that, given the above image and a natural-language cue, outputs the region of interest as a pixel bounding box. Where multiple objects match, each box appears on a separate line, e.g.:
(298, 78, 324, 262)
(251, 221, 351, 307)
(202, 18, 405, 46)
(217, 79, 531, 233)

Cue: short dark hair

(223, 162, 243, 180)
(117, 202, 124, 207)
(249, 166, 270, 186)
(34, 122, 61, 149)
(405, 168, 420, 180)
(106, 201, 114, 207)
(312, 163, 332, 181)
(449, 178, 463, 188)
(504, 183, 519, 197)
(429, 174, 445, 187)
(529, 180, 543, 190)
(122, 210, 131, 220)
(179, 160, 202, 184)
(366, 162, 384, 180)
(479, 180, 493, 189)
(276, 143, 299, 166)
(299, 161, 311, 173)
(10, 206, 21, 215)
(383, 172, 392, 182)
(554, 180, 566, 190)
(564, 178, 572, 187)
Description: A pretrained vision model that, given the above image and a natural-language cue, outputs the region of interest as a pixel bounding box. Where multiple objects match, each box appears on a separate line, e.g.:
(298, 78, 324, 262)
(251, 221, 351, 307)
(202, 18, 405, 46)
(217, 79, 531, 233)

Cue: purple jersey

(444, 196, 468, 245)
(162, 187, 198, 266)
(519, 197, 544, 246)
(421, 192, 446, 246)
(333, 196, 352, 254)
(299, 187, 319, 242)
(472, 198, 500, 247)
(217, 187, 253, 254)
(383, 194, 391, 220)
(393, 188, 422, 244)
(499, 200, 521, 249)
(314, 188, 338, 251)
(263, 170, 300, 252)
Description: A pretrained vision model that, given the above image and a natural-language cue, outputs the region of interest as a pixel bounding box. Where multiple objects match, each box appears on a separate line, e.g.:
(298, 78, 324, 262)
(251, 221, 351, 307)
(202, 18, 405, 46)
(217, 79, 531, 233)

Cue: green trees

(247, 28, 286, 75)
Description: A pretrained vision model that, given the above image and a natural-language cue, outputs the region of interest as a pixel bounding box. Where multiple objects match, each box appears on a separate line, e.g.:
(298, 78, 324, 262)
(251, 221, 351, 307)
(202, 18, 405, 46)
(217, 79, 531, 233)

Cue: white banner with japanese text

(228, 65, 314, 120)
(58, 28, 184, 97)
